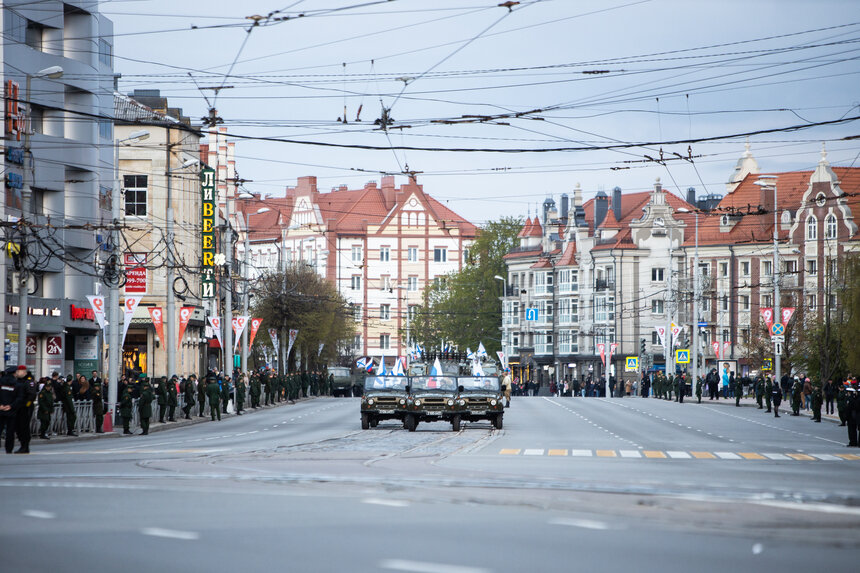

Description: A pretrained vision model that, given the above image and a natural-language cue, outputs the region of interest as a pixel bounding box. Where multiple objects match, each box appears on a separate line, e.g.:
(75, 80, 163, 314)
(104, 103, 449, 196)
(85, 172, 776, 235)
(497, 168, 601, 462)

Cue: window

(719, 262, 728, 277)
(651, 268, 664, 282)
(25, 21, 44, 51)
(512, 332, 519, 348)
(722, 329, 730, 343)
(829, 294, 837, 308)
(652, 331, 659, 345)
(701, 297, 711, 312)
(651, 299, 664, 314)
(762, 260, 772, 276)
(408, 247, 418, 262)
(380, 247, 390, 262)
(351, 275, 361, 290)
(741, 261, 750, 276)
(807, 259, 817, 276)
(353, 335, 362, 352)
(596, 296, 608, 321)
(721, 295, 729, 311)
(407, 276, 418, 292)
(826, 258, 837, 277)
(806, 215, 817, 240)
(99, 39, 113, 67)
(825, 214, 837, 239)
(762, 294, 772, 307)
(741, 295, 750, 311)
(351, 246, 362, 262)
(806, 294, 816, 310)
(463, 248, 470, 263)
(571, 302, 578, 321)
(99, 119, 112, 140)
(380, 334, 390, 350)
(433, 247, 447, 262)
(545, 302, 553, 316)
(408, 306, 418, 321)
(5, 10, 26, 43)
(123, 175, 147, 216)
(741, 329, 750, 346)
(380, 276, 391, 292)
(352, 305, 362, 322)
(380, 305, 390, 320)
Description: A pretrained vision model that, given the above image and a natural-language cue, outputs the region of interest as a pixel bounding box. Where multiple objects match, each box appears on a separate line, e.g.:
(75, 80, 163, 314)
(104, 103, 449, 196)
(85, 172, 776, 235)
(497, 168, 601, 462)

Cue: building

(2, 1, 114, 376)
(236, 175, 478, 361)
(114, 90, 206, 378)
(501, 146, 860, 390)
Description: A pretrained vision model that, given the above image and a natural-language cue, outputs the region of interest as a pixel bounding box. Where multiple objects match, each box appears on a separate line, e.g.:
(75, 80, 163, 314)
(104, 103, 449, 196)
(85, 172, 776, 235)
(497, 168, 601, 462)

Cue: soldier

(279, 372, 288, 402)
(207, 375, 221, 421)
(733, 375, 742, 407)
(167, 375, 178, 421)
(811, 380, 823, 422)
(138, 377, 154, 435)
(119, 384, 134, 435)
(301, 370, 310, 398)
(13, 367, 37, 453)
(0, 367, 23, 453)
(790, 379, 802, 416)
(764, 375, 773, 413)
(220, 376, 230, 414)
(182, 375, 196, 420)
(198, 372, 208, 417)
(37, 379, 54, 439)
(155, 376, 168, 423)
(695, 376, 703, 404)
(57, 374, 78, 436)
(235, 374, 246, 415)
(676, 374, 685, 403)
(771, 378, 782, 418)
(249, 372, 261, 408)
(754, 375, 764, 409)
(845, 382, 859, 447)
(837, 381, 850, 426)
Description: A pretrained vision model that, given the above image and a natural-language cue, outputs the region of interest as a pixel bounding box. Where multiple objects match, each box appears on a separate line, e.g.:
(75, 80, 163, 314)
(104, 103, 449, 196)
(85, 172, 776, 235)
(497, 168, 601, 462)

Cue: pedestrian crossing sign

(625, 356, 639, 371)
(675, 349, 690, 364)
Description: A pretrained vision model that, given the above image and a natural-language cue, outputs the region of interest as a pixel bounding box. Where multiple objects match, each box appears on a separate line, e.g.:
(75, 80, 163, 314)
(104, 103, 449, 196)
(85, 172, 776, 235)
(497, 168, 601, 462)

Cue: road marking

(596, 450, 616, 457)
(754, 501, 860, 517)
(619, 450, 641, 458)
(523, 449, 545, 456)
(548, 449, 568, 456)
(809, 454, 841, 461)
(140, 527, 200, 541)
(786, 453, 815, 461)
(570, 449, 592, 457)
(380, 559, 489, 573)
(739, 453, 766, 460)
(836, 453, 860, 460)
(691, 451, 716, 459)
(715, 452, 740, 459)
(499, 449, 520, 455)
(363, 498, 410, 508)
(643, 451, 666, 458)
(666, 451, 691, 459)
(762, 453, 789, 460)
(22, 510, 55, 519)
(752, 543, 764, 555)
(550, 517, 611, 530)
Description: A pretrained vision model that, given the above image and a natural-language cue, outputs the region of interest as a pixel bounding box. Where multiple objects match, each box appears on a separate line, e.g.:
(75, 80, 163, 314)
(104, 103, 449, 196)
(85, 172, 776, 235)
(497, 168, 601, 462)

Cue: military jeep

(360, 375, 409, 429)
(456, 376, 504, 429)
(404, 375, 460, 431)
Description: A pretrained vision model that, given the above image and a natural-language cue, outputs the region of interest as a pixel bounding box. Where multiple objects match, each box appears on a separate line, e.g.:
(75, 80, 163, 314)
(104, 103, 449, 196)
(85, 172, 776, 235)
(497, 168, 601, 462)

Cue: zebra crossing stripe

(548, 449, 568, 456)
(691, 452, 716, 459)
(715, 452, 741, 459)
(595, 450, 616, 457)
(810, 454, 841, 461)
(523, 449, 545, 456)
(786, 453, 816, 460)
(763, 453, 790, 460)
(643, 451, 666, 458)
(570, 449, 592, 457)
(836, 453, 860, 460)
(499, 449, 521, 455)
(739, 453, 766, 460)
(619, 450, 642, 458)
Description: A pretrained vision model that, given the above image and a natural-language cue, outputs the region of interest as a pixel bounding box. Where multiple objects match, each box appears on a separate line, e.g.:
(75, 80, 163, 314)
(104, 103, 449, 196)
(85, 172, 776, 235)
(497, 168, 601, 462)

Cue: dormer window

(721, 215, 729, 226)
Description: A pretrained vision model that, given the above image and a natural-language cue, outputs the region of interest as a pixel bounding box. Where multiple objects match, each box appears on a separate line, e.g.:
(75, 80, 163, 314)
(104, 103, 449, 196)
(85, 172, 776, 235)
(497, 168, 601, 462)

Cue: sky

(106, 0, 860, 225)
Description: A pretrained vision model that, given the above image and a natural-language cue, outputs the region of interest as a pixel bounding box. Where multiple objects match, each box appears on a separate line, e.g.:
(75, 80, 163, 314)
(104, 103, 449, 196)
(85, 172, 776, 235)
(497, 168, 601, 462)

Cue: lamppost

(755, 175, 780, 385)
(237, 192, 256, 374)
(109, 128, 149, 426)
(17, 66, 63, 367)
(494, 275, 506, 357)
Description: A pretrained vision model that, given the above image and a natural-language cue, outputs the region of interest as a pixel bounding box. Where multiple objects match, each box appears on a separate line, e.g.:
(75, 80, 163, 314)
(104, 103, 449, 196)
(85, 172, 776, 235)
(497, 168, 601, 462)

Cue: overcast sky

(107, 0, 860, 225)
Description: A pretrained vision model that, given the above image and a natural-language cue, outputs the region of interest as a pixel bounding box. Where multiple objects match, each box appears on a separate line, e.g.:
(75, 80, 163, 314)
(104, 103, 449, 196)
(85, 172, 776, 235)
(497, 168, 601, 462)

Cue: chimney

(560, 193, 569, 220)
(612, 186, 622, 223)
(381, 175, 395, 189)
(594, 191, 609, 230)
(686, 186, 696, 206)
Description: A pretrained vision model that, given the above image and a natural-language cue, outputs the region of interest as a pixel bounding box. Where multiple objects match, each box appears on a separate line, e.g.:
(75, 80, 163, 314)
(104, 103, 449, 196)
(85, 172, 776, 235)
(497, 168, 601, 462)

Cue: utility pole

(691, 211, 700, 394)
(165, 126, 176, 379)
(666, 238, 675, 378)
(755, 176, 780, 385)
(242, 221, 249, 374)
(223, 178, 233, 376)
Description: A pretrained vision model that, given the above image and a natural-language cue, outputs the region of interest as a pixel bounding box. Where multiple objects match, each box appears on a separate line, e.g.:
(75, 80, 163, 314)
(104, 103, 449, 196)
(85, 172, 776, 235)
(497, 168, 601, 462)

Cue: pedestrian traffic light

(640, 338, 646, 356)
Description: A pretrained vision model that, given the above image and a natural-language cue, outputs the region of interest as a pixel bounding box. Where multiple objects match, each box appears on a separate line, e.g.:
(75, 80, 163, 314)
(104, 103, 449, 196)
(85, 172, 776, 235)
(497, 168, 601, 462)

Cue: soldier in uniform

(301, 370, 310, 398)
(764, 375, 773, 413)
(155, 376, 168, 423)
(57, 374, 78, 436)
(790, 378, 802, 416)
(279, 372, 288, 402)
(120, 384, 134, 435)
(197, 372, 208, 417)
(14, 367, 37, 453)
(811, 380, 823, 422)
(207, 375, 221, 421)
(138, 377, 154, 435)
(88, 373, 105, 433)
(754, 375, 764, 409)
(733, 375, 743, 407)
(0, 367, 23, 453)
(220, 376, 230, 414)
(262, 369, 271, 405)
(37, 379, 54, 439)
(845, 382, 858, 447)
(837, 381, 850, 426)
(771, 378, 782, 418)
(235, 374, 246, 415)
(166, 375, 178, 421)
(249, 372, 261, 408)
(182, 375, 196, 419)
(695, 376, 703, 403)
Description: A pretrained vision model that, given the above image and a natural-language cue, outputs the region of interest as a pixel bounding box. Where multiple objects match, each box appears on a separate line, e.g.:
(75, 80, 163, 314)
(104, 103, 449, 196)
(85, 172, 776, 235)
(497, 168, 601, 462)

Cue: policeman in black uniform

(0, 366, 24, 453)
(771, 379, 782, 418)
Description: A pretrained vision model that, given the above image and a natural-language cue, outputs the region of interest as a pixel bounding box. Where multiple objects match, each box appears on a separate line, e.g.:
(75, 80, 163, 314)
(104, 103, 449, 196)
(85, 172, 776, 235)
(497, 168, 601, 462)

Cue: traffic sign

(771, 335, 784, 343)
(525, 308, 539, 321)
(762, 357, 772, 371)
(675, 349, 690, 364)
(625, 356, 639, 372)
(770, 322, 785, 336)
(775, 342, 783, 356)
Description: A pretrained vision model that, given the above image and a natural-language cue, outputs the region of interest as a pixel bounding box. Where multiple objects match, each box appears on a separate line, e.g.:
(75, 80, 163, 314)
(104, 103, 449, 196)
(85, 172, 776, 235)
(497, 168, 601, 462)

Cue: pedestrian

(57, 374, 78, 436)
(823, 379, 836, 416)
(138, 377, 154, 435)
(167, 375, 178, 422)
(182, 375, 196, 420)
(119, 384, 134, 435)
(837, 381, 850, 426)
(676, 374, 684, 404)
(250, 373, 261, 408)
(845, 381, 859, 447)
(90, 371, 105, 433)
(790, 379, 802, 416)
(207, 375, 221, 421)
(764, 375, 773, 413)
(802, 377, 812, 411)
(0, 367, 24, 453)
(811, 381, 823, 423)
(37, 378, 54, 439)
(754, 375, 764, 409)
(12, 366, 37, 453)
(220, 376, 230, 414)
(155, 376, 168, 423)
(771, 379, 782, 418)
(198, 371, 208, 417)
(501, 368, 512, 408)
(695, 376, 702, 404)
(235, 374, 246, 415)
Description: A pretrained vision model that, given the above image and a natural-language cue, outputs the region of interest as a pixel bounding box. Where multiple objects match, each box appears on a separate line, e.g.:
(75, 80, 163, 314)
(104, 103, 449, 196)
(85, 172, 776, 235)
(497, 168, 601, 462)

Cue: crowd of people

(0, 365, 336, 452)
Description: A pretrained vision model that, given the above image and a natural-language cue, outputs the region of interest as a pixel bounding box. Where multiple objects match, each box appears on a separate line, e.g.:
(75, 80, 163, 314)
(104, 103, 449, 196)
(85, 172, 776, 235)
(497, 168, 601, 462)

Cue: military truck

(404, 375, 460, 431)
(329, 366, 357, 397)
(456, 376, 504, 429)
(360, 375, 409, 429)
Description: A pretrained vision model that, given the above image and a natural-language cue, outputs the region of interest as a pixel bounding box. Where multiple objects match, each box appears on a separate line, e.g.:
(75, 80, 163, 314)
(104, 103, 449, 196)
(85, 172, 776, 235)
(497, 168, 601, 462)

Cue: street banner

(608, 343, 618, 371)
(86, 295, 106, 330)
(268, 328, 279, 356)
(318, 343, 325, 357)
(287, 329, 299, 358)
(249, 318, 263, 347)
(723, 341, 732, 357)
(208, 316, 224, 350)
(760, 307, 774, 332)
(712, 341, 720, 359)
(177, 306, 194, 349)
(655, 326, 667, 348)
(232, 316, 249, 351)
(597, 343, 606, 366)
(121, 296, 142, 348)
(671, 324, 682, 342)
(496, 351, 507, 369)
(148, 307, 165, 344)
(781, 307, 795, 325)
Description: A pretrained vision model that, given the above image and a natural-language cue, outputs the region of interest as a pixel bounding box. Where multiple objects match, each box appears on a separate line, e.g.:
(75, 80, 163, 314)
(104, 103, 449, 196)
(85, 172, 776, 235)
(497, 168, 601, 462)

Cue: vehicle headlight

(447, 399, 454, 406)
(490, 399, 497, 406)
(367, 398, 374, 405)
(458, 399, 465, 406)
(399, 399, 406, 405)
(414, 400, 421, 406)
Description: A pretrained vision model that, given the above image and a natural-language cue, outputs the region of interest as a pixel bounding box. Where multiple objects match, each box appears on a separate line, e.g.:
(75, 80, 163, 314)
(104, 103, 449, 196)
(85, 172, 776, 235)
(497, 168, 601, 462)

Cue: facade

(2, 1, 114, 376)
(114, 90, 206, 378)
(236, 175, 477, 359)
(501, 147, 860, 388)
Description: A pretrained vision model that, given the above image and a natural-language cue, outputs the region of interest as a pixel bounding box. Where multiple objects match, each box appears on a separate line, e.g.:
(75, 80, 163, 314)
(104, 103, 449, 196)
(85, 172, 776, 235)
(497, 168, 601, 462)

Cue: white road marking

(809, 454, 841, 461)
(140, 527, 200, 540)
(666, 451, 691, 459)
(715, 452, 740, 459)
(752, 543, 764, 555)
(22, 510, 55, 519)
(570, 449, 593, 457)
(380, 559, 489, 573)
(550, 517, 612, 530)
(762, 453, 789, 460)
(362, 498, 410, 508)
(619, 450, 641, 458)
(523, 449, 545, 456)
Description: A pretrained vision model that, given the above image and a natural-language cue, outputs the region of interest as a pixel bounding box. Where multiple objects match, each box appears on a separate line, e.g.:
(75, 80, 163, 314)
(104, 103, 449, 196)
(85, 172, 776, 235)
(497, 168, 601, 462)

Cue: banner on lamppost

(287, 329, 299, 358)
(655, 326, 667, 348)
(200, 167, 216, 299)
(318, 342, 324, 357)
(232, 316, 249, 351)
(248, 318, 263, 347)
(208, 316, 223, 349)
(148, 307, 165, 344)
(597, 343, 606, 366)
(177, 306, 194, 349)
(268, 328, 279, 356)
(121, 296, 142, 348)
(86, 295, 106, 330)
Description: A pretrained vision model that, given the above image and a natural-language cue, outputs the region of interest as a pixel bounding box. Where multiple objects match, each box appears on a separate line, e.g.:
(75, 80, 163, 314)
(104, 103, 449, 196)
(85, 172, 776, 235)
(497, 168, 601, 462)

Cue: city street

(2, 396, 858, 573)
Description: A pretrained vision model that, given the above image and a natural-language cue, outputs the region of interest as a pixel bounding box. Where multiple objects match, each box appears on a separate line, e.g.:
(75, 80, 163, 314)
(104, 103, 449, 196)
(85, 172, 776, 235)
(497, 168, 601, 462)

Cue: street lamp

(494, 275, 507, 358)
(754, 175, 780, 386)
(17, 66, 63, 367)
(237, 191, 255, 375)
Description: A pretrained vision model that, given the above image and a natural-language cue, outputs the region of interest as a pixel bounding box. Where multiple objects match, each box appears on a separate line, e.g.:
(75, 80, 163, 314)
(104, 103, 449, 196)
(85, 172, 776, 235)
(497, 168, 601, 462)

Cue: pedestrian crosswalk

(497, 448, 860, 461)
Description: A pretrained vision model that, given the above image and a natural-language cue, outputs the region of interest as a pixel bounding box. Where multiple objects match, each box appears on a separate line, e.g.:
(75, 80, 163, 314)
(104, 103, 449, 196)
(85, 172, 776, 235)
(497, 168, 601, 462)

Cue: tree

(410, 217, 522, 355)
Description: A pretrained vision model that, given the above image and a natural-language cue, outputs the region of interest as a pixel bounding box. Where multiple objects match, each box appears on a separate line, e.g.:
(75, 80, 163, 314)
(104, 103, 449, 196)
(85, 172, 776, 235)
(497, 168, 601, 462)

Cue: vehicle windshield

(411, 376, 457, 392)
(459, 376, 501, 392)
(329, 367, 350, 378)
(363, 376, 408, 391)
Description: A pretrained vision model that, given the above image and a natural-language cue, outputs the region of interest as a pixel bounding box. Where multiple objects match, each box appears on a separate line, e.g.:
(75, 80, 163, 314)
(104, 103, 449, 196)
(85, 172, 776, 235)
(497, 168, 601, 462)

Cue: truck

(329, 366, 357, 397)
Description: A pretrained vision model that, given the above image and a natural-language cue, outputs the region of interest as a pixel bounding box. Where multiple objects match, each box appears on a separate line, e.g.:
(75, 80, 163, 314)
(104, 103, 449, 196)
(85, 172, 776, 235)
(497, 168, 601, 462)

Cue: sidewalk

(35, 396, 320, 445)
(680, 394, 842, 424)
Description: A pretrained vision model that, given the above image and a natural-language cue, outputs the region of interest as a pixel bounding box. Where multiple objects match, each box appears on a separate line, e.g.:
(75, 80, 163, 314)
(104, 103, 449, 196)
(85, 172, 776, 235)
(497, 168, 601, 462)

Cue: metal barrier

(29, 400, 95, 435)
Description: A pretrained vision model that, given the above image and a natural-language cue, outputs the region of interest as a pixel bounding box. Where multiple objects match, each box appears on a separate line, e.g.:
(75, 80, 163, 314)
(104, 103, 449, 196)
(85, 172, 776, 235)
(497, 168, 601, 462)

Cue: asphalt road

(2, 396, 858, 573)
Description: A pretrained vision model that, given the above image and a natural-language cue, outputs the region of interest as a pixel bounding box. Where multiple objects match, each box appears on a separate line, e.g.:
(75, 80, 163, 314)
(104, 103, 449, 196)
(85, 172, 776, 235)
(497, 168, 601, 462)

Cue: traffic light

(640, 338, 646, 356)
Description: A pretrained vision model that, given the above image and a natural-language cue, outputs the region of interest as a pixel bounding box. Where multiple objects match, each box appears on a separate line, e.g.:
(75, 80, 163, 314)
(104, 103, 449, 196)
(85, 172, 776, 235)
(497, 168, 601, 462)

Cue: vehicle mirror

(458, 385, 464, 393)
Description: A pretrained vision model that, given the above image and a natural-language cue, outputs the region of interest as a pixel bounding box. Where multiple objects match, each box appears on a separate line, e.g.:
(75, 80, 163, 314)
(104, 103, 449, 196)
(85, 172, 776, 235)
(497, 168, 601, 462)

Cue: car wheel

(494, 414, 503, 430)
(405, 414, 417, 432)
(451, 414, 461, 432)
(370, 417, 378, 428)
(361, 413, 370, 430)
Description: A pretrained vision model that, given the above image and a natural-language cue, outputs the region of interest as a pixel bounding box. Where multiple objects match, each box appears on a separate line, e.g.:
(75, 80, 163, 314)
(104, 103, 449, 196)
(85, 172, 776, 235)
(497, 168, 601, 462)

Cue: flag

(472, 361, 484, 376)
(248, 318, 263, 347)
(671, 325, 683, 345)
(268, 328, 279, 355)
(392, 357, 406, 376)
(655, 326, 667, 348)
(723, 341, 731, 357)
(148, 307, 165, 344)
(287, 329, 298, 357)
(232, 316, 249, 351)
(177, 306, 194, 349)
(208, 316, 223, 349)
(86, 295, 106, 330)
(760, 307, 774, 332)
(121, 296, 142, 348)
(430, 357, 443, 376)
(356, 356, 373, 372)
(477, 342, 487, 359)
(466, 347, 475, 361)
(597, 343, 606, 366)
(376, 353, 386, 376)
(609, 343, 618, 364)
(318, 343, 325, 357)
(712, 341, 720, 358)
(496, 350, 507, 369)
(415, 343, 424, 357)
(781, 307, 795, 325)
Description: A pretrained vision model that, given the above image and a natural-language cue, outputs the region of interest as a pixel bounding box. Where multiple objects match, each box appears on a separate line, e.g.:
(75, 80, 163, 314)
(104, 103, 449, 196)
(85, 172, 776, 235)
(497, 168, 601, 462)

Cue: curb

(677, 395, 842, 424)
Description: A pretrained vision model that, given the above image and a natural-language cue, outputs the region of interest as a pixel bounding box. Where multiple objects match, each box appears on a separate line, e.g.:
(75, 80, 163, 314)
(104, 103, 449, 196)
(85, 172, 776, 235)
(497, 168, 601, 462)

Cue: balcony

(558, 313, 579, 325)
(558, 282, 579, 294)
(559, 342, 579, 355)
(534, 284, 554, 296)
(535, 343, 553, 355)
(595, 279, 615, 291)
(780, 273, 800, 289)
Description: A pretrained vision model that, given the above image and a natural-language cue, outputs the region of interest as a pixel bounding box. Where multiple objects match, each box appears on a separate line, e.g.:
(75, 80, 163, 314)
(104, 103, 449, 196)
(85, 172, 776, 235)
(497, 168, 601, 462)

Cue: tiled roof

(517, 217, 533, 238)
(530, 259, 553, 269)
(503, 248, 542, 260)
(557, 241, 577, 266)
(526, 217, 543, 237)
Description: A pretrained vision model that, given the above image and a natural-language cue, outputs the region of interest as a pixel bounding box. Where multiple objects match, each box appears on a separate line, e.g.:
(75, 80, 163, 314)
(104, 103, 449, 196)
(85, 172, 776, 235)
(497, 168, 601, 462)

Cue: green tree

(410, 217, 522, 355)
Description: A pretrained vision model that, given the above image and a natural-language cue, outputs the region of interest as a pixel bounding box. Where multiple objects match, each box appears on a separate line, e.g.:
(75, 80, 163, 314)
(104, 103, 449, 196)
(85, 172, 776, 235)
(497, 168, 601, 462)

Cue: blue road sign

(525, 308, 539, 321)
(675, 349, 690, 364)
(770, 323, 785, 336)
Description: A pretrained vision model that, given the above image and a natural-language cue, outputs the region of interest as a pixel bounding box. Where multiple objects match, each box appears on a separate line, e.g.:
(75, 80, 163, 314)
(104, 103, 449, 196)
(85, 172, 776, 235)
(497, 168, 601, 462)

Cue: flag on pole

(655, 326, 667, 348)
(392, 357, 406, 376)
(177, 306, 194, 349)
(232, 316, 249, 351)
(430, 357, 443, 376)
(466, 347, 475, 361)
(496, 350, 507, 369)
(86, 295, 106, 330)
(208, 316, 224, 350)
(268, 328, 279, 356)
(248, 318, 263, 347)
(472, 361, 484, 376)
(287, 329, 298, 357)
(712, 341, 720, 358)
(121, 296, 142, 348)
(318, 342, 325, 357)
(148, 307, 165, 344)
(760, 307, 774, 332)
(477, 342, 487, 359)
(723, 341, 731, 357)
(597, 343, 606, 366)
(781, 307, 796, 325)
(356, 356, 373, 372)
(376, 353, 386, 376)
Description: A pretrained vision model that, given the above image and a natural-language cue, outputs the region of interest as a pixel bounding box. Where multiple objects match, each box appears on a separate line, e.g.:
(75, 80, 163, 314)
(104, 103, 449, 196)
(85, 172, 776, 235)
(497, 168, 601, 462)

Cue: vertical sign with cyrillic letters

(201, 167, 216, 298)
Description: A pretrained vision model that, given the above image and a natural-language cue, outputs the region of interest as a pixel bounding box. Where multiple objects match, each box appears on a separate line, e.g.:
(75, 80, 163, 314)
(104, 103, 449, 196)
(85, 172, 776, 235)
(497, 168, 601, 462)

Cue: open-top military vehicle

(360, 375, 409, 429)
(404, 375, 459, 431)
(456, 376, 504, 429)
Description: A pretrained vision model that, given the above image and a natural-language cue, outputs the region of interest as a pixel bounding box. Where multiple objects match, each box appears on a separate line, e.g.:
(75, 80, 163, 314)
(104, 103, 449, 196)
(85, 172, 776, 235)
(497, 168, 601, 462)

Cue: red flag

(781, 307, 795, 325)
(148, 307, 165, 345)
(723, 341, 731, 357)
(760, 307, 774, 332)
(597, 343, 606, 366)
(712, 341, 720, 358)
(177, 306, 194, 349)
(249, 318, 263, 347)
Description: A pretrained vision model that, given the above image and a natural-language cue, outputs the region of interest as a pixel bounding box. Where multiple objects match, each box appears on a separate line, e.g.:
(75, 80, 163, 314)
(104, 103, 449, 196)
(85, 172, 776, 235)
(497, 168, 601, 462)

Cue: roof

(526, 217, 543, 237)
(517, 217, 533, 238)
(503, 248, 543, 260)
(557, 241, 577, 266)
(530, 259, 553, 269)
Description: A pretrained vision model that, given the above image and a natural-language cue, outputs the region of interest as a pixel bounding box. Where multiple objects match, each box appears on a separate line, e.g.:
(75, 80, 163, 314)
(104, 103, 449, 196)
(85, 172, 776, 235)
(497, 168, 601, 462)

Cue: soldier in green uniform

(120, 384, 134, 435)
(155, 376, 168, 423)
(290, 372, 300, 402)
(58, 374, 77, 436)
(207, 376, 221, 421)
(37, 381, 54, 439)
(198, 372, 208, 417)
(754, 375, 764, 409)
(261, 370, 271, 405)
(665, 373, 673, 401)
(182, 375, 196, 419)
(235, 374, 246, 415)
(811, 380, 823, 422)
(301, 370, 310, 398)
(90, 374, 105, 433)
(764, 375, 773, 413)
(734, 376, 742, 407)
(695, 376, 703, 404)
(837, 381, 849, 426)
(790, 379, 802, 415)
(220, 376, 230, 414)
(167, 375, 178, 421)
(249, 373, 261, 408)
(138, 377, 154, 435)
(279, 372, 287, 402)
(328, 372, 334, 397)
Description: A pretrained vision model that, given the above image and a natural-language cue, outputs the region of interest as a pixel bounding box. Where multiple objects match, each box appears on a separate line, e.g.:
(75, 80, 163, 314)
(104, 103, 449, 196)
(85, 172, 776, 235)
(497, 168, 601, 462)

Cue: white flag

(121, 296, 142, 348)
(477, 342, 487, 358)
(232, 316, 249, 351)
(87, 295, 106, 330)
(208, 316, 224, 350)
(287, 329, 299, 358)
(655, 326, 667, 348)
(268, 328, 279, 356)
(496, 350, 507, 369)
(318, 342, 325, 357)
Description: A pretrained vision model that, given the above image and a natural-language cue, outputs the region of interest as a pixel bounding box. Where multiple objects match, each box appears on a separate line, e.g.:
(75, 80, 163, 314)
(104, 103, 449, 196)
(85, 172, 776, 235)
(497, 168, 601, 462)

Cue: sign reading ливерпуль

(201, 167, 216, 299)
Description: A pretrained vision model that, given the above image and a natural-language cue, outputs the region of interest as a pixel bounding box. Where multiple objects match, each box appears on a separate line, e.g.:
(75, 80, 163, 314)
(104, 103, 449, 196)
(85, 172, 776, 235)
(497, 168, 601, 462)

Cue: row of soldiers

(650, 372, 690, 401)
